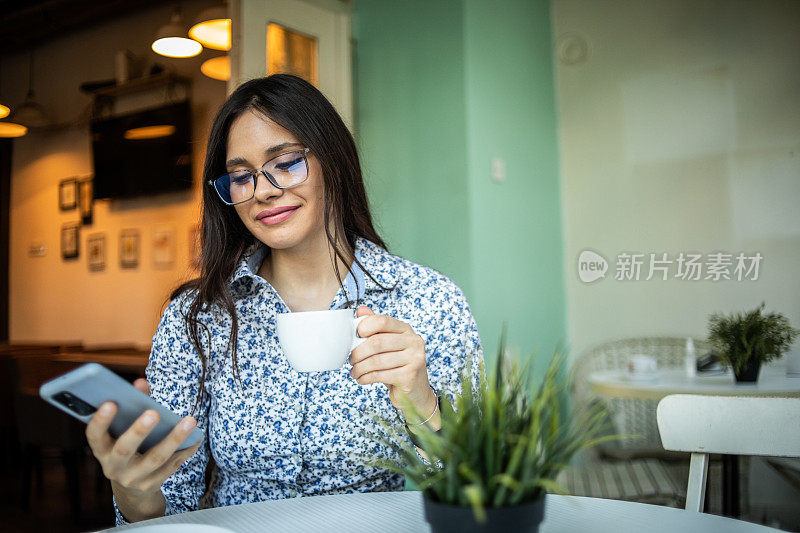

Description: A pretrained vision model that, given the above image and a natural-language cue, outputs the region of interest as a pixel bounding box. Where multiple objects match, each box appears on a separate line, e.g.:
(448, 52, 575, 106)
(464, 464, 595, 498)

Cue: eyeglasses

(209, 147, 311, 205)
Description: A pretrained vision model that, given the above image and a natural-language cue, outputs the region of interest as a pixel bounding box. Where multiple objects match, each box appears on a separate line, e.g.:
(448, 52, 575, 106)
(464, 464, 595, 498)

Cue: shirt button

(293, 403, 302, 413)
(291, 453, 301, 463)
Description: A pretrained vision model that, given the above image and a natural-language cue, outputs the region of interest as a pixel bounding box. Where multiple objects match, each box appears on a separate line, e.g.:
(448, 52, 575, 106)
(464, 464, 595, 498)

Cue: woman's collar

(231, 235, 400, 294)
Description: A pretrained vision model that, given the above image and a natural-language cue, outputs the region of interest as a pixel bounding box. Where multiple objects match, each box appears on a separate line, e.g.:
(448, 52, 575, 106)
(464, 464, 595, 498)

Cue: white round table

(110, 491, 782, 532)
(587, 365, 800, 401)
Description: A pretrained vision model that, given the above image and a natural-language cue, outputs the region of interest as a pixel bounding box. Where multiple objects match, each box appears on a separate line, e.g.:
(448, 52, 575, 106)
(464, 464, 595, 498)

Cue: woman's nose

(253, 171, 282, 201)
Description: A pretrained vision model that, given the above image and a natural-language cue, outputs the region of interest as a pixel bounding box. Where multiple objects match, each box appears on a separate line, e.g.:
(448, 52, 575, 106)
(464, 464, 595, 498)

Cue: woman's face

(225, 109, 325, 251)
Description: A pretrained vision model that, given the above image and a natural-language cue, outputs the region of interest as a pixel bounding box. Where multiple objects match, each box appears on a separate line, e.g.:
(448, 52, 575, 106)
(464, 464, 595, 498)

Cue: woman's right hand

(85, 378, 202, 522)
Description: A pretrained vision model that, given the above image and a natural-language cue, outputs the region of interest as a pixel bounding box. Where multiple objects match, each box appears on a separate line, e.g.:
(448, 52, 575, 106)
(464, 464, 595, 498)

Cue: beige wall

(3, 1, 226, 347)
(553, 0, 800, 358)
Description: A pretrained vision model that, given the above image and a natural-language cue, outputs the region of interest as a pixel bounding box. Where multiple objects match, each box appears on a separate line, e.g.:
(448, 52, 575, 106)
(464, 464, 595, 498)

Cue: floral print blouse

(114, 236, 484, 524)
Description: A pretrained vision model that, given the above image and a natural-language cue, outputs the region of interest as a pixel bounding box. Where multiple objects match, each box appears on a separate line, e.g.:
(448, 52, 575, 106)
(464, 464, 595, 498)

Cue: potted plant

(378, 331, 612, 533)
(707, 302, 798, 383)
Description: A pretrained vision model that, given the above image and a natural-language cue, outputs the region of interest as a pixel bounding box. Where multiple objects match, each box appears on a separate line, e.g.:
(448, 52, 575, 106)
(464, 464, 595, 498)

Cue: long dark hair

(171, 74, 393, 412)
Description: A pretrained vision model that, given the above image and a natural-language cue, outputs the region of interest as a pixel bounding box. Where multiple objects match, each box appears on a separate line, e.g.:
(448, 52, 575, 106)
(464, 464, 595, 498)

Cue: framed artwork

(119, 229, 140, 269)
(79, 177, 93, 225)
(188, 223, 201, 269)
(152, 226, 175, 269)
(87, 233, 105, 271)
(61, 223, 80, 259)
(59, 178, 78, 211)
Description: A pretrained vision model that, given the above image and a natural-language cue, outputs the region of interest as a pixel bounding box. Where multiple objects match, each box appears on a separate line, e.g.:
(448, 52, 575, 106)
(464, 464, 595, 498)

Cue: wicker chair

(572, 336, 712, 456)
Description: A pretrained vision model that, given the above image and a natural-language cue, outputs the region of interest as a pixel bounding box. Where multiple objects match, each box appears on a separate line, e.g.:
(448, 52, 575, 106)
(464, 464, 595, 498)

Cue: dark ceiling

(0, 0, 165, 55)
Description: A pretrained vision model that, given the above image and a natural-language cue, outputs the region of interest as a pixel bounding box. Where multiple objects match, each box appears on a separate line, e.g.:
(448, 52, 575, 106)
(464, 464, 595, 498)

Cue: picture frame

(119, 229, 140, 269)
(87, 233, 105, 272)
(61, 223, 80, 260)
(79, 177, 93, 225)
(59, 178, 78, 211)
(152, 226, 175, 269)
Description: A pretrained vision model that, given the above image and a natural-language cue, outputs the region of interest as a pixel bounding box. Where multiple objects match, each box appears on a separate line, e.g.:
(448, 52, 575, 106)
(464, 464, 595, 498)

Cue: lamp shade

(0, 122, 27, 137)
(152, 11, 202, 58)
(124, 125, 176, 140)
(0, 103, 9, 119)
(189, 6, 230, 51)
(201, 56, 230, 81)
(12, 91, 48, 128)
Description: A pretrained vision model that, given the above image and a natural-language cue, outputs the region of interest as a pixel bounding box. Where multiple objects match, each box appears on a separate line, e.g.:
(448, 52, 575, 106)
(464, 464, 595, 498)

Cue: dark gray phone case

(39, 363, 203, 452)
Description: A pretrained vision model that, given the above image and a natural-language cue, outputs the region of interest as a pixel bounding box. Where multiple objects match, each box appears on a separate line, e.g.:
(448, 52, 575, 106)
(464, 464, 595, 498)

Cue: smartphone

(40, 363, 203, 452)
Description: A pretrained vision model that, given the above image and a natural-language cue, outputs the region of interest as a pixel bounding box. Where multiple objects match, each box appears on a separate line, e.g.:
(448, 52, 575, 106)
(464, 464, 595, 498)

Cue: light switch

(491, 157, 506, 183)
(28, 243, 46, 257)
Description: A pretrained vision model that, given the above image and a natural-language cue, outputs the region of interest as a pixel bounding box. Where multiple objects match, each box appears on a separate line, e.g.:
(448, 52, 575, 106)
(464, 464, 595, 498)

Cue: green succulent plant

(376, 328, 614, 523)
(708, 301, 798, 374)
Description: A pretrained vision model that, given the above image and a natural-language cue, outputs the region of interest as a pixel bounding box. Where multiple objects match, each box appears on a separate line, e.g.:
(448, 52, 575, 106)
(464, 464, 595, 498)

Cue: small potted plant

(707, 302, 798, 383)
(379, 331, 612, 533)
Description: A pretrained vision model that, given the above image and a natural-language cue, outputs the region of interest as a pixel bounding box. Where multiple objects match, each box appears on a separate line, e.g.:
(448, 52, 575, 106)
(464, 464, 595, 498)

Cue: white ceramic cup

(627, 354, 658, 375)
(276, 309, 368, 372)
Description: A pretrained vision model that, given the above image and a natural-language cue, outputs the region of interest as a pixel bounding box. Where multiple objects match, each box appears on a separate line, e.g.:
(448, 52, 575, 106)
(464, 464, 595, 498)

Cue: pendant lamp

(0, 122, 27, 138)
(152, 9, 203, 58)
(0, 56, 27, 137)
(0, 58, 11, 120)
(201, 56, 230, 81)
(12, 51, 49, 129)
(189, 5, 230, 51)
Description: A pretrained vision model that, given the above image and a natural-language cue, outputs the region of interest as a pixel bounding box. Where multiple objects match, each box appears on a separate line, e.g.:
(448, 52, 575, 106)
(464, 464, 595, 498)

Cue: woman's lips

(258, 206, 299, 225)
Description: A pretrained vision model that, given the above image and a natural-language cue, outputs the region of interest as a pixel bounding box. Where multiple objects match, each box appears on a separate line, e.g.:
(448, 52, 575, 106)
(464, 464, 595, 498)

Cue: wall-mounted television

(91, 100, 192, 200)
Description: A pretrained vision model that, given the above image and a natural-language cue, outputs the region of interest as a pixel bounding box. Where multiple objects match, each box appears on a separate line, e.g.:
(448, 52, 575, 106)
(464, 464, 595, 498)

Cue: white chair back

(656, 394, 800, 512)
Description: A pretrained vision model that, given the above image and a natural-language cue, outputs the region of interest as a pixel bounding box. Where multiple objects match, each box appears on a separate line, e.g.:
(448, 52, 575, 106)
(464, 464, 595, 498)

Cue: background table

(110, 491, 781, 532)
(587, 366, 800, 401)
(587, 365, 800, 517)
(53, 351, 149, 375)
(52, 351, 149, 382)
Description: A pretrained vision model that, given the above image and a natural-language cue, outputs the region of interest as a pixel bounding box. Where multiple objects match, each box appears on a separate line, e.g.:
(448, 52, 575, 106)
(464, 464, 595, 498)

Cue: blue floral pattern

(114, 236, 483, 524)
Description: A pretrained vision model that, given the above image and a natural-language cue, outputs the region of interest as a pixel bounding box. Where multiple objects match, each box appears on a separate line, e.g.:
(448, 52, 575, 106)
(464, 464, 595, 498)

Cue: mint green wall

(353, 0, 471, 291)
(354, 0, 565, 373)
(463, 0, 566, 375)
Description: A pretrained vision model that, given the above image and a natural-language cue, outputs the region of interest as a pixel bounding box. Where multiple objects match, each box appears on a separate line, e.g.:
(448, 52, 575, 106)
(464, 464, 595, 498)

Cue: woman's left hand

(349, 306, 437, 420)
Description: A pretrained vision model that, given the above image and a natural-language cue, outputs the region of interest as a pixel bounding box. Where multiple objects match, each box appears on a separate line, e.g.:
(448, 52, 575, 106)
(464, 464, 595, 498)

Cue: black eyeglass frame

(208, 147, 311, 206)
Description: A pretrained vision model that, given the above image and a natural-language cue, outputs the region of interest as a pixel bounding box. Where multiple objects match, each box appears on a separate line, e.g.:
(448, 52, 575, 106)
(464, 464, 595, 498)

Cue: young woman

(85, 74, 483, 524)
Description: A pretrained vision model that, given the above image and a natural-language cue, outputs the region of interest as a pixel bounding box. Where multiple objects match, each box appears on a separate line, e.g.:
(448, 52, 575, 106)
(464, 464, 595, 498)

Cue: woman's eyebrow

(265, 142, 303, 156)
(225, 142, 303, 168)
(225, 156, 249, 168)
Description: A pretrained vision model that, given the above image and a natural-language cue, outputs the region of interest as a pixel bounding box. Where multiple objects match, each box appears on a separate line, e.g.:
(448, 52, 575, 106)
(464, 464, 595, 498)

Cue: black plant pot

(734, 358, 761, 382)
(423, 495, 545, 533)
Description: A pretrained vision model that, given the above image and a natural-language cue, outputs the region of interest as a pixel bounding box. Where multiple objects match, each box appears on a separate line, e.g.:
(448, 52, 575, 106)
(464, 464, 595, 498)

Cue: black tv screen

(91, 101, 192, 199)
